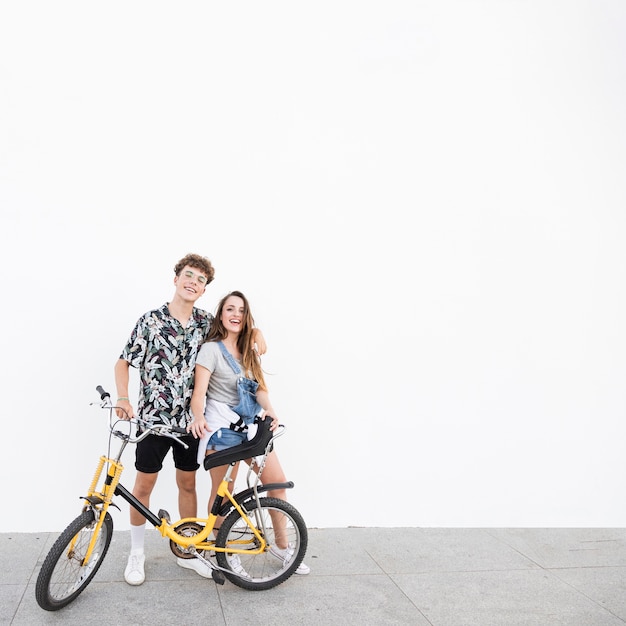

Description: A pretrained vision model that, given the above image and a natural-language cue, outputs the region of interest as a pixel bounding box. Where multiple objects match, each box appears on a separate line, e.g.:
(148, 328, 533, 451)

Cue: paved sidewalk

(2, 527, 626, 625)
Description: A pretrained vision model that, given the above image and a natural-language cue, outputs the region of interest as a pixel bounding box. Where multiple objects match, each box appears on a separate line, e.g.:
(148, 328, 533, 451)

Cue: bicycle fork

(74, 456, 123, 565)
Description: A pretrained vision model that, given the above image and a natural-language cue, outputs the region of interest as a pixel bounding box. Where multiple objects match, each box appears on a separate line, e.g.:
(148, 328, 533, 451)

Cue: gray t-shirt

(194, 341, 241, 406)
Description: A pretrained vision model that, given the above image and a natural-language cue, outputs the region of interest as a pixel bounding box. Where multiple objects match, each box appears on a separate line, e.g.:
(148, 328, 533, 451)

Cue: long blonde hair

(205, 291, 267, 391)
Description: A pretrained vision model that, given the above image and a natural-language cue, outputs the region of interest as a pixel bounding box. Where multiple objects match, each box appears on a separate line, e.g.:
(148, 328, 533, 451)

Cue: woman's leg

(206, 451, 240, 533)
(245, 450, 311, 574)
(246, 451, 289, 547)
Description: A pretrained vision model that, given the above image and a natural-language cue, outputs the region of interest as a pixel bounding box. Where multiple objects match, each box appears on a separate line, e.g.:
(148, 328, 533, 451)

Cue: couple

(114, 253, 309, 585)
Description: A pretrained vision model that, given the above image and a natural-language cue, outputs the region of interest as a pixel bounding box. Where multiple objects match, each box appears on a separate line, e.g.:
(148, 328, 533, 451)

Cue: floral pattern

(120, 304, 213, 428)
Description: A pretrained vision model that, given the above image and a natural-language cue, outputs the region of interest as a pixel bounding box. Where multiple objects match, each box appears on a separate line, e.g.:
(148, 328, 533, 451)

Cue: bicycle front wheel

(216, 497, 308, 591)
(36, 510, 113, 611)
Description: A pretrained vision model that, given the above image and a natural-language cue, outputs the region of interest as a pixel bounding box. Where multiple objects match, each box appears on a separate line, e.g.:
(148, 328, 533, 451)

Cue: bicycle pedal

(212, 570, 225, 585)
(157, 509, 171, 523)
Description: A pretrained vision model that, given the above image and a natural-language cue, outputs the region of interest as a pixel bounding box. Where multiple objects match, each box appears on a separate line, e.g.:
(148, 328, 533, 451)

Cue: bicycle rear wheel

(36, 509, 113, 611)
(216, 497, 307, 590)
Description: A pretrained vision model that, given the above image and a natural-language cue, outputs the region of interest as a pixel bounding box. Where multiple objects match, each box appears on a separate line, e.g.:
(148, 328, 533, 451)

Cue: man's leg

(176, 468, 197, 519)
(131, 471, 159, 525)
(125, 471, 159, 585)
(174, 468, 212, 578)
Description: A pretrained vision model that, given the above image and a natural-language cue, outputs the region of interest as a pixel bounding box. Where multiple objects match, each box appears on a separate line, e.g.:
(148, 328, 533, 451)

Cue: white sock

(130, 523, 146, 554)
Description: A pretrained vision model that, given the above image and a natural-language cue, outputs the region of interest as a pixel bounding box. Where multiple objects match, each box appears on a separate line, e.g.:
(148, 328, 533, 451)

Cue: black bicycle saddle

(203, 416, 274, 471)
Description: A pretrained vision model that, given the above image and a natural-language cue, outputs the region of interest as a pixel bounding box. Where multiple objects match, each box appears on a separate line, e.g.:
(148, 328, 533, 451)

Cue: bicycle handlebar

(96, 385, 189, 448)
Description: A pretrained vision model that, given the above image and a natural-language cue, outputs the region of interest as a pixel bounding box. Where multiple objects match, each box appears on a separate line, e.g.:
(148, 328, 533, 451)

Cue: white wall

(1, 1, 625, 532)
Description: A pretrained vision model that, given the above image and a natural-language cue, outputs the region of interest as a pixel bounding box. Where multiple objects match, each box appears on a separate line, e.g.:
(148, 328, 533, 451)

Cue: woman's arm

(188, 365, 211, 438)
(256, 389, 279, 431)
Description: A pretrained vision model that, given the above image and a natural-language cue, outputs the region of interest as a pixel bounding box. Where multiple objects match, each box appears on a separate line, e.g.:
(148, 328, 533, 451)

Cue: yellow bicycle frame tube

(156, 477, 268, 556)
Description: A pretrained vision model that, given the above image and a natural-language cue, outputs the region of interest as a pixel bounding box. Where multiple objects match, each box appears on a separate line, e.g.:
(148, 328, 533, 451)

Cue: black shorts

(135, 433, 200, 473)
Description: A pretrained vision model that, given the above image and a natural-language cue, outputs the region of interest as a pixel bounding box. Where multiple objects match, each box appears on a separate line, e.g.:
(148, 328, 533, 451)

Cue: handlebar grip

(171, 426, 188, 435)
(96, 385, 110, 400)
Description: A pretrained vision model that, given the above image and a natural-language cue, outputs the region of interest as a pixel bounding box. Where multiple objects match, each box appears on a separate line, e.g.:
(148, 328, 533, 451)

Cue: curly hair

(206, 290, 267, 391)
(173, 253, 215, 285)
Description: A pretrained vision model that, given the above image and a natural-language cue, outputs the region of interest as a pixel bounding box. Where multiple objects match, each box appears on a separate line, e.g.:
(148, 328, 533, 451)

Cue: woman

(188, 290, 310, 575)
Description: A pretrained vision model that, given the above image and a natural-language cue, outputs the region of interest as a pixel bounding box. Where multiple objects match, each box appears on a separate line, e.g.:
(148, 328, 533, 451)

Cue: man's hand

(251, 328, 267, 355)
(115, 398, 134, 420)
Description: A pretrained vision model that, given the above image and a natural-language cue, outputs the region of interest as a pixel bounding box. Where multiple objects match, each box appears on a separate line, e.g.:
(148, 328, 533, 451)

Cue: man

(114, 253, 266, 585)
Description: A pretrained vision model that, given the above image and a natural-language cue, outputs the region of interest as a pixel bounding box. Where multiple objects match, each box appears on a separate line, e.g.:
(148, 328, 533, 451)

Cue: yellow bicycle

(35, 386, 308, 611)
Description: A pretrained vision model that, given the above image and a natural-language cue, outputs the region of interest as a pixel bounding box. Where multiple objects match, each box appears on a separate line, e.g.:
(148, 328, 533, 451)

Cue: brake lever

(149, 425, 190, 449)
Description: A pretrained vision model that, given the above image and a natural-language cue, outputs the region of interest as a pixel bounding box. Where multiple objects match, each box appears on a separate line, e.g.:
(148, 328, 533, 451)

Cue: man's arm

(251, 328, 267, 355)
(114, 358, 134, 419)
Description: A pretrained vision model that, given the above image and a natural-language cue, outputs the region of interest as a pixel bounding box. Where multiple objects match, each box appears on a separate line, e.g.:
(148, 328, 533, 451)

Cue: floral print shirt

(120, 303, 214, 428)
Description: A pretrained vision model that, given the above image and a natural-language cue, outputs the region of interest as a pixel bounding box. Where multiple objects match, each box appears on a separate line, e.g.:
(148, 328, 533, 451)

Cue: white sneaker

(228, 553, 250, 579)
(176, 556, 212, 579)
(124, 552, 145, 585)
(270, 544, 310, 575)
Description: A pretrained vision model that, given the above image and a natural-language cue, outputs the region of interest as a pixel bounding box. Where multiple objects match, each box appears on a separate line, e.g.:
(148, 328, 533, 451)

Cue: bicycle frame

(35, 386, 308, 611)
(79, 391, 292, 567)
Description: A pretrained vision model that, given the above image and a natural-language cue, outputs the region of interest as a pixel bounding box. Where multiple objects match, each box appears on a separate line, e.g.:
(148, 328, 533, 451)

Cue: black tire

(216, 497, 307, 590)
(36, 510, 113, 611)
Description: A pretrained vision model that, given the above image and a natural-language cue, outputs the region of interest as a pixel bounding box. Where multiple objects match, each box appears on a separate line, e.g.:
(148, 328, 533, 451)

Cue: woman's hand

(187, 417, 210, 439)
(262, 411, 280, 431)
